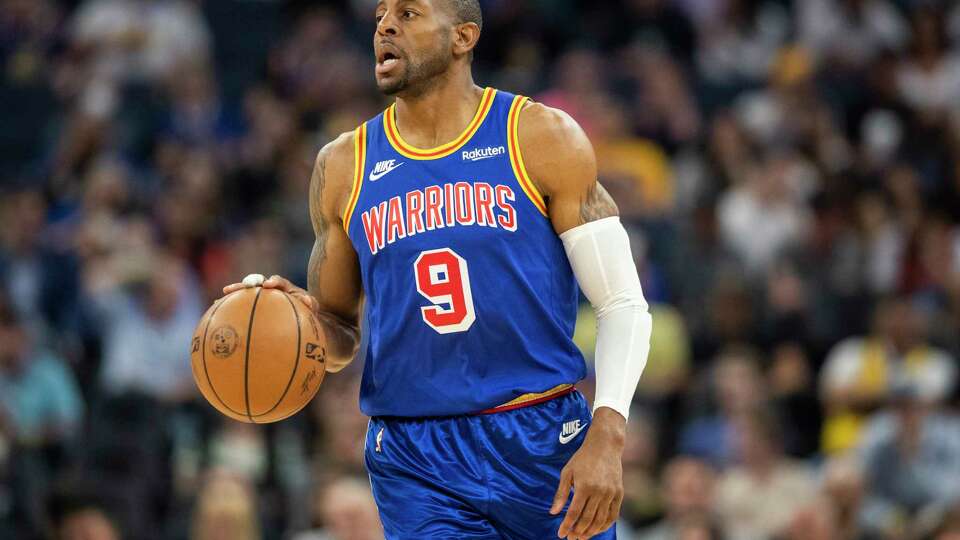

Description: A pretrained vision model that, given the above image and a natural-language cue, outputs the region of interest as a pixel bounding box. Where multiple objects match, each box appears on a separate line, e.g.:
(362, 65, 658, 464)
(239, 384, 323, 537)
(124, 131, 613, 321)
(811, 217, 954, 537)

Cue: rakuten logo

(462, 146, 506, 162)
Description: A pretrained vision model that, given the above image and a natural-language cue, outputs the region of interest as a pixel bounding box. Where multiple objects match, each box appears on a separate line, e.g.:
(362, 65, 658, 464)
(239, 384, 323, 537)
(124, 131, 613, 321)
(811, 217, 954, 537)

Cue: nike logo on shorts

(559, 419, 586, 444)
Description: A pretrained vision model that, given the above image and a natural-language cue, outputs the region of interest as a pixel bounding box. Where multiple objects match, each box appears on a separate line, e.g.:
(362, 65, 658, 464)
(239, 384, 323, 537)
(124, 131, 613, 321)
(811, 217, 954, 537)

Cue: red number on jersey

(414, 248, 476, 334)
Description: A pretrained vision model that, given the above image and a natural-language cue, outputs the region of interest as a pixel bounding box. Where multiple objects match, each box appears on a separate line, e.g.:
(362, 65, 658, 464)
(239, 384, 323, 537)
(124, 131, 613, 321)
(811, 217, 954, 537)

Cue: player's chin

(376, 77, 404, 96)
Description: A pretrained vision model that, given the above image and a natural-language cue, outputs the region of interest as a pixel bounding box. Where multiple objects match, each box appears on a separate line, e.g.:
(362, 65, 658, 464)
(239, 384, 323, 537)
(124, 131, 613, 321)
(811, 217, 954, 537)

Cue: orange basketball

(190, 287, 326, 423)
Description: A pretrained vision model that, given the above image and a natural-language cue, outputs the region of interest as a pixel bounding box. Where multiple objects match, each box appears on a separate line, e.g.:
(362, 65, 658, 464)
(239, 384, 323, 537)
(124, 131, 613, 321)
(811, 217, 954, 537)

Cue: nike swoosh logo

(369, 162, 404, 181)
(559, 423, 587, 444)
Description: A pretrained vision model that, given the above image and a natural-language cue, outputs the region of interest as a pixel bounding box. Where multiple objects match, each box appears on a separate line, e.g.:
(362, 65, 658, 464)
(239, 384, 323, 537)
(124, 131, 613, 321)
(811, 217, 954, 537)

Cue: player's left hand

(551, 407, 625, 539)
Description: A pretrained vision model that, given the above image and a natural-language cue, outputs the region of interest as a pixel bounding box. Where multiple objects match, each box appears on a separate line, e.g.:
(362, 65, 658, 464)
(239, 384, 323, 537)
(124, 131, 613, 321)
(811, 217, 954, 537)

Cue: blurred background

(1, 0, 960, 538)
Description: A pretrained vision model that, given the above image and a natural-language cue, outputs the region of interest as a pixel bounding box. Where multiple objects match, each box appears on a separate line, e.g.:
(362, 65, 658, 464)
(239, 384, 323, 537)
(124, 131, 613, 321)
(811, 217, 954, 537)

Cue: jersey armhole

(506, 96, 549, 217)
(342, 122, 368, 233)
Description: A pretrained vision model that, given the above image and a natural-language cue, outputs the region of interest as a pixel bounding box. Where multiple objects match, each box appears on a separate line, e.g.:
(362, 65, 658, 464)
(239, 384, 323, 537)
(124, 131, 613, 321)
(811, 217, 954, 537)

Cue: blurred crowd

(1, 0, 960, 538)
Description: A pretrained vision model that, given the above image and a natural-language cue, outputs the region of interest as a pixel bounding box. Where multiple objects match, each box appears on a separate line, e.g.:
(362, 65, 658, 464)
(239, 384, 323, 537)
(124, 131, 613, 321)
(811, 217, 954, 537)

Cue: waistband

(476, 383, 576, 414)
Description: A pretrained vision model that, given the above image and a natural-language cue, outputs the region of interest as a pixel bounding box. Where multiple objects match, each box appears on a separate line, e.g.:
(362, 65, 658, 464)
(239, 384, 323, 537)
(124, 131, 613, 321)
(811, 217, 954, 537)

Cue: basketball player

(224, 1, 652, 537)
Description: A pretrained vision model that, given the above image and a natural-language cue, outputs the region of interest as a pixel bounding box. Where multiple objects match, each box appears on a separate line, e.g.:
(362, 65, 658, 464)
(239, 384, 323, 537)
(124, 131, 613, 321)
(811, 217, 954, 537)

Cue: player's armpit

(305, 132, 364, 372)
(515, 101, 618, 235)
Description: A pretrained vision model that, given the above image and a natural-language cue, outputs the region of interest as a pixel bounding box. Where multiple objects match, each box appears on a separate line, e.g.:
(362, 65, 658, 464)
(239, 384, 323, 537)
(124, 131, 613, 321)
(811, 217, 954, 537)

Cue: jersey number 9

(414, 248, 476, 334)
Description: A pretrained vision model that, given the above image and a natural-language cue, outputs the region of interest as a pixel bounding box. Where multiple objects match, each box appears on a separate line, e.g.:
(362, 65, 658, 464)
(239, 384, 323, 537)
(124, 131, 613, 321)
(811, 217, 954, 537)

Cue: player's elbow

(325, 342, 360, 373)
(594, 288, 649, 320)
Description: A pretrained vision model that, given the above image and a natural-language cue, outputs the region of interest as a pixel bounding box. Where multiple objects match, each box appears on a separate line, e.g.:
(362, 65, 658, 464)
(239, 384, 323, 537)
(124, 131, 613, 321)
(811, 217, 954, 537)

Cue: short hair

(444, 0, 482, 31)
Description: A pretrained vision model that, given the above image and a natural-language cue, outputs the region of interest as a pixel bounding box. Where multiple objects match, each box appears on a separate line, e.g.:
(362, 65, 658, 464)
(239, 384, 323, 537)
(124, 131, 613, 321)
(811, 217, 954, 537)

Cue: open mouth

(376, 42, 403, 74)
(376, 52, 402, 77)
(379, 52, 399, 68)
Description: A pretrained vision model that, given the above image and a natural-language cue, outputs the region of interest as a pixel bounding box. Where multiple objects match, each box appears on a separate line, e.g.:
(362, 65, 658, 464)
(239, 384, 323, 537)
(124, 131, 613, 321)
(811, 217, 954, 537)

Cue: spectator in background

(162, 61, 237, 148)
(227, 86, 299, 217)
(762, 261, 815, 347)
(0, 187, 81, 337)
(205, 420, 268, 486)
(292, 475, 383, 540)
(768, 343, 822, 458)
(780, 497, 841, 540)
(689, 274, 758, 365)
(267, 6, 369, 120)
(627, 47, 702, 153)
(680, 346, 766, 466)
(84, 243, 202, 403)
(69, 0, 210, 84)
(820, 296, 956, 454)
(0, 292, 84, 535)
(618, 0, 697, 66)
(817, 455, 883, 540)
(798, 0, 909, 69)
(714, 410, 818, 540)
(858, 384, 960, 536)
(191, 471, 260, 540)
(58, 507, 119, 540)
(695, 0, 792, 88)
(717, 150, 813, 276)
(48, 487, 122, 540)
(57, 507, 120, 540)
(0, 293, 83, 448)
(669, 202, 743, 348)
(51, 0, 211, 183)
(703, 111, 755, 192)
(896, 6, 960, 119)
(537, 48, 606, 136)
(637, 456, 719, 540)
(590, 95, 675, 220)
(829, 191, 905, 301)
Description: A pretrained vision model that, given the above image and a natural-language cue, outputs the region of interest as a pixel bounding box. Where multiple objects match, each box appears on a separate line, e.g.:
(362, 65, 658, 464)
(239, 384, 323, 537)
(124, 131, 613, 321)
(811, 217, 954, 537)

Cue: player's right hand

(223, 274, 319, 315)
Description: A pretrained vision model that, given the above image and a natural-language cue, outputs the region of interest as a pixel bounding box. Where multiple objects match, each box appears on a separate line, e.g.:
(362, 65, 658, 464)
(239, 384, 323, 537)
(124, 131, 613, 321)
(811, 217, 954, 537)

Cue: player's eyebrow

(377, 0, 426, 9)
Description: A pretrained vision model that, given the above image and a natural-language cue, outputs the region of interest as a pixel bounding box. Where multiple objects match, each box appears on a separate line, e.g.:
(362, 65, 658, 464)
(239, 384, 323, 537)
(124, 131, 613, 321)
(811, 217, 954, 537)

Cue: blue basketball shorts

(363, 390, 617, 539)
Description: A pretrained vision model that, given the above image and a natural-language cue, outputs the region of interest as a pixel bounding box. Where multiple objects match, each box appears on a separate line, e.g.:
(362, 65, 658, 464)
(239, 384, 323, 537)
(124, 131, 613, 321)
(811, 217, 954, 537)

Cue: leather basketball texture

(190, 287, 327, 423)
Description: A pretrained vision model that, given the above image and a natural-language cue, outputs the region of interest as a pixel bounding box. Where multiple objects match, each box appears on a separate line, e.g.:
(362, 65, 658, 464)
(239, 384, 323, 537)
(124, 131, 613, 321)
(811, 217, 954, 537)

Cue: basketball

(190, 286, 327, 423)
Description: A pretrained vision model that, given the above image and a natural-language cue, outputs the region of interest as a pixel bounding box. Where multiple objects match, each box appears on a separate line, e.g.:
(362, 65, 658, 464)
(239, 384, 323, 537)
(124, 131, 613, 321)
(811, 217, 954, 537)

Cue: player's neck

(393, 72, 484, 149)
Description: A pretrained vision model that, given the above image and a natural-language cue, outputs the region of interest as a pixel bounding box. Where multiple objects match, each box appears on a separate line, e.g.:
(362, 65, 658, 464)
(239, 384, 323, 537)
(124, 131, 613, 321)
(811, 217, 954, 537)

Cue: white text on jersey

(462, 146, 506, 162)
(370, 159, 404, 181)
(361, 182, 518, 255)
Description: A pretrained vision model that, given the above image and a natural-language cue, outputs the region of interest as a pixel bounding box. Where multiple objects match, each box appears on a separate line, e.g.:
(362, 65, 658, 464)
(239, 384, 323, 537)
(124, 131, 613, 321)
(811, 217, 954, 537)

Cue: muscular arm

(516, 102, 619, 233)
(519, 102, 630, 435)
(228, 133, 364, 371)
(305, 133, 364, 372)
(519, 102, 651, 540)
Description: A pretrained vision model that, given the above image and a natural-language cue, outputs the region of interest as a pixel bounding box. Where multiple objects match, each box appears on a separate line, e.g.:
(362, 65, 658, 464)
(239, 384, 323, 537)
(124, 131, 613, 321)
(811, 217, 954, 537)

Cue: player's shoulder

(316, 130, 357, 181)
(515, 100, 596, 189)
(517, 100, 594, 159)
(311, 129, 362, 217)
(517, 100, 584, 140)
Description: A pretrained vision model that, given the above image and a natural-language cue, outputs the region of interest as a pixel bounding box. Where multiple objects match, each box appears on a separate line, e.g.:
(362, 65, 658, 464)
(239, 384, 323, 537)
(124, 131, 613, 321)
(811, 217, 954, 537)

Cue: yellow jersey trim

(482, 384, 575, 413)
(342, 123, 367, 232)
(384, 87, 496, 160)
(507, 96, 548, 216)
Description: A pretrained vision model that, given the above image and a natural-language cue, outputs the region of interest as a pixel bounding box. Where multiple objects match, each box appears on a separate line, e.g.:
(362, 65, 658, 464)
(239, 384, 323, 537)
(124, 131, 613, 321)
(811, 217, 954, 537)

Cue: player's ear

(452, 22, 480, 58)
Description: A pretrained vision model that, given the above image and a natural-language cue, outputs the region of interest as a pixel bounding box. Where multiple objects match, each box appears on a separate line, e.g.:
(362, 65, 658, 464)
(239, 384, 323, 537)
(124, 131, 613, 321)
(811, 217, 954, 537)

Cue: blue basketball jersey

(343, 88, 586, 417)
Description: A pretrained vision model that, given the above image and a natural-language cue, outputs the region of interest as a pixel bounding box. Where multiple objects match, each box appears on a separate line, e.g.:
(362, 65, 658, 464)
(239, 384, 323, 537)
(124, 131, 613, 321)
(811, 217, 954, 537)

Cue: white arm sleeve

(560, 216, 652, 420)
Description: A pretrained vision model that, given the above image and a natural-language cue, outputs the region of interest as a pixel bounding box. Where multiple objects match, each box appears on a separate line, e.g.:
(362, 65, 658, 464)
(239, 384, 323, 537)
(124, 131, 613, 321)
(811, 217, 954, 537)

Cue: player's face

(374, 0, 453, 96)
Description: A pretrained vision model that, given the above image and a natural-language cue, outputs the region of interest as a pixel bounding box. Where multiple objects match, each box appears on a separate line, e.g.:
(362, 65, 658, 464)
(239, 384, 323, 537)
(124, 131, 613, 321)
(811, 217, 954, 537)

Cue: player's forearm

(561, 216, 652, 421)
(314, 310, 361, 372)
(589, 407, 627, 447)
(306, 224, 363, 371)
